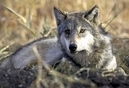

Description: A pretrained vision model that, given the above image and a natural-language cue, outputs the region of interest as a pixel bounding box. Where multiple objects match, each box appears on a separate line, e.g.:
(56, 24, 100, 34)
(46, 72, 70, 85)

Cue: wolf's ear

(84, 5, 100, 25)
(54, 7, 67, 26)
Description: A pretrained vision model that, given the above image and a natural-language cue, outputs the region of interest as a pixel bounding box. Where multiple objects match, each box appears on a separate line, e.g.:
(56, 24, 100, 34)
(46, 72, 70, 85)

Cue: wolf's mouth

(70, 51, 77, 54)
(70, 50, 86, 55)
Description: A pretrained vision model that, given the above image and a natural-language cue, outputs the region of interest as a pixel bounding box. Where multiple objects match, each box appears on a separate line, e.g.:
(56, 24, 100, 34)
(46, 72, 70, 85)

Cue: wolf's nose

(69, 44, 77, 53)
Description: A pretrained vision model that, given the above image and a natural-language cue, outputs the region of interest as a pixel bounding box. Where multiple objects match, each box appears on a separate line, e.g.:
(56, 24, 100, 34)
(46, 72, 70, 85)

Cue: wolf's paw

(115, 67, 128, 77)
(101, 67, 128, 78)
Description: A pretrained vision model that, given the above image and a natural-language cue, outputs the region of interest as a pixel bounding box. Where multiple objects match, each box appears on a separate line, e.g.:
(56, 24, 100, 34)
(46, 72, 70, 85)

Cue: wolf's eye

(65, 29, 70, 35)
(80, 29, 85, 33)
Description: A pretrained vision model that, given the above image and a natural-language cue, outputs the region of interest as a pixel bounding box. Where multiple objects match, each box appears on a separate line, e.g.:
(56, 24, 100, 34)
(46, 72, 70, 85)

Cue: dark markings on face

(58, 16, 95, 38)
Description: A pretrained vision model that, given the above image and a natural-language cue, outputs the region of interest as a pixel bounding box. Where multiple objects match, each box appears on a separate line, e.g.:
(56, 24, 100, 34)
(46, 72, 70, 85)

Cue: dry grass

(0, 0, 129, 88)
(0, 0, 129, 63)
(0, 0, 129, 49)
(0, 0, 129, 69)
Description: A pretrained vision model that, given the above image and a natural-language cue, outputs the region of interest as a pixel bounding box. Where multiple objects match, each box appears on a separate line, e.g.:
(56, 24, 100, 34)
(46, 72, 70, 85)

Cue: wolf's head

(54, 5, 100, 55)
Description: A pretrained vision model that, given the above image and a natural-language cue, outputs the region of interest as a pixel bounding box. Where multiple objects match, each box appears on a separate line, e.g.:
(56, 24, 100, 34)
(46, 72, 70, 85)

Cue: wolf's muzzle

(69, 43, 77, 53)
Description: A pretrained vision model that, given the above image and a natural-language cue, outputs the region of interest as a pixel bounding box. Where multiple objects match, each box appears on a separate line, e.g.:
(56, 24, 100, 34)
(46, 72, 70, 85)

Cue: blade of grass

(0, 42, 14, 54)
(16, 20, 37, 38)
(103, 7, 123, 29)
(2, 4, 27, 23)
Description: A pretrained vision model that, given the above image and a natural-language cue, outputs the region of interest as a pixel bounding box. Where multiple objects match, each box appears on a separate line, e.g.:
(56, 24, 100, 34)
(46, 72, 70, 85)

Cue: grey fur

(54, 5, 117, 70)
(1, 38, 63, 69)
(1, 5, 117, 70)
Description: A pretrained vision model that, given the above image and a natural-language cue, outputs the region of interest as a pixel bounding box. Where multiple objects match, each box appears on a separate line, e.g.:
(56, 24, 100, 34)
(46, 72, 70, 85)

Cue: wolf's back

(0, 38, 63, 69)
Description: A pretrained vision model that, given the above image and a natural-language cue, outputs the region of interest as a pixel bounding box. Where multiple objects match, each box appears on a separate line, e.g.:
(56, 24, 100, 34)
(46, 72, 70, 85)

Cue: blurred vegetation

(0, 0, 129, 71)
(0, 0, 129, 88)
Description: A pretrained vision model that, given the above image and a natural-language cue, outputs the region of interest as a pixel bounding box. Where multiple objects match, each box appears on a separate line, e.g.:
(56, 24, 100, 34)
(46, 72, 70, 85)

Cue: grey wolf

(1, 5, 117, 71)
